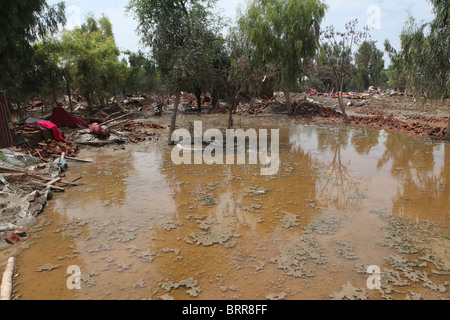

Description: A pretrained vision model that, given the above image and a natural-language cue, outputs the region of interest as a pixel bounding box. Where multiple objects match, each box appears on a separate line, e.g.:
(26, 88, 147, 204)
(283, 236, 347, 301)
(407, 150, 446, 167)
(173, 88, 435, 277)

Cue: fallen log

(0, 166, 27, 174)
(99, 112, 134, 127)
(32, 181, 65, 192)
(46, 177, 61, 187)
(63, 156, 94, 163)
(106, 120, 130, 129)
(0, 257, 15, 300)
(35, 175, 82, 186)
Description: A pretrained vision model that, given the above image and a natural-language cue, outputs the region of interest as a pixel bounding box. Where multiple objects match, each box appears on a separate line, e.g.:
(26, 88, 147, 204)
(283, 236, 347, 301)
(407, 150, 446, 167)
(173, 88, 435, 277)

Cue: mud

(1, 114, 448, 300)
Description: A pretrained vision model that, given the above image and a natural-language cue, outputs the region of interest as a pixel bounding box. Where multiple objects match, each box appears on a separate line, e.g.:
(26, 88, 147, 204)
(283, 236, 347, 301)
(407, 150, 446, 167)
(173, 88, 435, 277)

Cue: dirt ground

(240, 92, 449, 140)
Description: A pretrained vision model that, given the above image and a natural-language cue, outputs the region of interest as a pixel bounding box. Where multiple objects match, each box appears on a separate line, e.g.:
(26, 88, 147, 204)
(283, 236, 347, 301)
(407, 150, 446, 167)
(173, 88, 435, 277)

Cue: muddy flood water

(2, 115, 449, 300)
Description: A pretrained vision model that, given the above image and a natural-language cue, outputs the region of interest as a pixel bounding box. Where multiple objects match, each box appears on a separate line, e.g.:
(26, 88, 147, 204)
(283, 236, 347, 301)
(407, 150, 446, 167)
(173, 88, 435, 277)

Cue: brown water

(2, 115, 449, 300)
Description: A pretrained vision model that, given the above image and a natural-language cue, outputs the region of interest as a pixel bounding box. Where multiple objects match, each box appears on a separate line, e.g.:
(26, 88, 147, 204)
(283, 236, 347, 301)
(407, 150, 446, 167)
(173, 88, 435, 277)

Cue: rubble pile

(211, 107, 230, 114)
(12, 140, 79, 163)
(354, 108, 386, 117)
(121, 121, 167, 144)
(0, 148, 79, 248)
(292, 99, 343, 118)
(348, 115, 448, 139)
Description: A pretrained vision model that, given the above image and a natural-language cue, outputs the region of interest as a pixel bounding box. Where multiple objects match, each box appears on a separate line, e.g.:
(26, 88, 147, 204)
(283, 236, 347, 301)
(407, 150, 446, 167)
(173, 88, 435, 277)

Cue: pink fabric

(37, 121, 65, 142)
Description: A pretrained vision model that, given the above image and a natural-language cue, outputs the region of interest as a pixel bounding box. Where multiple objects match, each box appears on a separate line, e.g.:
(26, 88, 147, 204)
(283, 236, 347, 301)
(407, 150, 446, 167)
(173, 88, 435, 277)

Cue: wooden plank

(99, 112, 134, 127)
(65, 156, 94, 163)
(35, 175, 82, 186)
(46, 177, 61, 186)
(32, 181, 65, 191)
(0, 166, 27, 173)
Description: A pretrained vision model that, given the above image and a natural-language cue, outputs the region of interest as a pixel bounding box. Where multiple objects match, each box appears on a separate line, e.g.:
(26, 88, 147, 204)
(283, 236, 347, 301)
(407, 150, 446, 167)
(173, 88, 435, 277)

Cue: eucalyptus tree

(237, 0, 327, 114)
(128, 0, 221, 145)
(383, 0, 449, 138)
(354, 41, 385, 91)
(319, 19, 369, 124)
(60, 14, 127, 110)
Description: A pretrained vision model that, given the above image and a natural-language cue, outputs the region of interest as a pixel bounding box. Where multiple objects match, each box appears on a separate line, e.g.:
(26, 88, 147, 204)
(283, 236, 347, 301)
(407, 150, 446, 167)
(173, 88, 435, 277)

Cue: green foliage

(0, 0, 66, 107)
(123, 50, 160, 95)
(31, 38, 66, 103)
(354, 41, 385, 91)
(127, 0, 221, 93)
(384, 1, 449, 100)
(128, 0, 225, 144)
(60, 14, 127, 108)
(237, 0, 327, 105)
(0, 152, 9, 164)
(319, 20, 369, 123)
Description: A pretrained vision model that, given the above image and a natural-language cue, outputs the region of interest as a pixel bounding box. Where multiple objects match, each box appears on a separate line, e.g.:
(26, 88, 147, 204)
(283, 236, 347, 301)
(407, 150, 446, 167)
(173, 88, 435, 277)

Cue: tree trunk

(284, 90, 292, 114)
(446, 117, 450, 140)
(212, 89, 219, 110)
(196, 92, 202, 113)
(338, 77, 350, 124)
(86, 93, 92, 111)
(338, 93, 350, 124)
(65, 76, 73, 112)
(53, 89, 57, 105)
(168, 90, 181, 146)
(228, 107, 234, 129)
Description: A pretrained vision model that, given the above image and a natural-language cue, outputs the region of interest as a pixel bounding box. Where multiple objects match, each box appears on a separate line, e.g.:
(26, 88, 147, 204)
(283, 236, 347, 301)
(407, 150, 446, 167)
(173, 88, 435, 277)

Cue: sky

(47, 0, 435, 66)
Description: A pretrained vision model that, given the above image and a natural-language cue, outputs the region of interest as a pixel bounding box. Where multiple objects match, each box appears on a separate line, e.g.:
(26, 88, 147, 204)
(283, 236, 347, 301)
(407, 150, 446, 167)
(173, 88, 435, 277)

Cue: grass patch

(0, 152, 9, 163)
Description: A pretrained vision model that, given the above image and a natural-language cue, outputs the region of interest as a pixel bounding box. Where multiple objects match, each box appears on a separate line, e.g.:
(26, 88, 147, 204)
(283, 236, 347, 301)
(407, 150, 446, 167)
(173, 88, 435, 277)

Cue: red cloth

(39, 121, 65, 142)
(26, 121, 65, 142)
(50, 106, 87, 128)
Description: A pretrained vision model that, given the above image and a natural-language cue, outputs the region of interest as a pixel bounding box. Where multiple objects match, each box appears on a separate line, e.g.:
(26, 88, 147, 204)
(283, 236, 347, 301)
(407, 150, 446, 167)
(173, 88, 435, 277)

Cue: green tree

(128, 0, 222, 145)
(384, 1, 449, 138)
(319, 19, 369, 124)
(385, 2, 448, 100)
(31, 39, 66, 106)
(354, 41, 385, 91)
(0, 0, 66, 110)
(238, 0, 327, 114)
(428, 0, 449, 139)
(123, 51, 156, 95)
(60, 14, 127, 110)
(384, 39, 407, 91)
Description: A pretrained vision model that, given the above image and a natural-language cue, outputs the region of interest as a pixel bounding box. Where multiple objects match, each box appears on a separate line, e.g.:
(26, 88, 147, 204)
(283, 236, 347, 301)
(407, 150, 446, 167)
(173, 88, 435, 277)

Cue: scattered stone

(266, 293, 286, 300)
(190, 228, 240, 247)
(336, 240, 358, 260)
(138, 251, 155, 263)
(405, 291, 424, 300)
(115, 262, 132, 272)
(196, 197, 217, 206)
(197, 216, 219, 231)
(385, 255, 427, 272)
(162, 248, 181, 255)
(159, 294, 174, 300)
(162, 278, 202, 298)
(281, 212, 299, 229)
(237, 203, 263, 212)
(304, 215, 342, 235)
(162, 221, 183, 231)
(330, 282, 367, 300)
(36, 263, 61, 272)
(81, 271, 98, 288)
(271, 237, 326, 278)
(133, 279, 145, 289)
